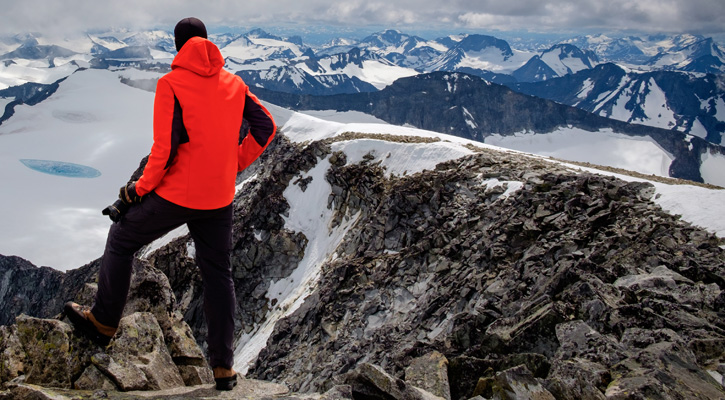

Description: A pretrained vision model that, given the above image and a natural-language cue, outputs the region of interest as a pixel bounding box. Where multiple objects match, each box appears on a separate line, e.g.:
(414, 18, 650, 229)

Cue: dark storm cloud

(0, 0, 723, 37)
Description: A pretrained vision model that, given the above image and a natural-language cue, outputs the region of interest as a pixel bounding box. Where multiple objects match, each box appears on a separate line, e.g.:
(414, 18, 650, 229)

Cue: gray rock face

(105, 312, 186, 390)
(246, 139, 725, 398)
(405, 351, 451, 400)
(0, 263, 213, 396)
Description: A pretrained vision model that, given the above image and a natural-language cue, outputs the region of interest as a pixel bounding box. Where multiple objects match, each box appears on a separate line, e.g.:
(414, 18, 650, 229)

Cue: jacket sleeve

(135, 78, 176, 196)
(238, 88, 276, 172)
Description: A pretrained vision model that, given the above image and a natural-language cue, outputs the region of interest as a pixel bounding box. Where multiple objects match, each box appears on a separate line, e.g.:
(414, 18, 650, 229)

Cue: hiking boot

(63, 302, 116, 347)
(213, 367, 238, 391)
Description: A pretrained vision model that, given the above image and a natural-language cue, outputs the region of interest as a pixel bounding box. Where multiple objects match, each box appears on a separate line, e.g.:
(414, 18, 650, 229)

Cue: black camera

(102, 199, 130, 222)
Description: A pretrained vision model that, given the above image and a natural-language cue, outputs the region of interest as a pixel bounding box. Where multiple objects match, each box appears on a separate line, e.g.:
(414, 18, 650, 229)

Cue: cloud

(0, 0, 723, 38)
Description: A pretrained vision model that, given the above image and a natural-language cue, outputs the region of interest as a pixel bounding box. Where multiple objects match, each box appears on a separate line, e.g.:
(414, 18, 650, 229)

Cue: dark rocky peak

(121, 31, 175, 53)
(360, 29, 411, 48)
(227, 34, 254, 48)
(649, 33, 707, 51)
(301, 47, 316, 59)
(329, 47, 371, 68)
(512, 46, 598, 82)
(304, 47, 382, 72)
(648, 37, 725, 74)
(0, 43, 76, 61)
(246, 28, 283, 41)
(456, 34, 513, 58)
(546, 43, 599, 65)
(92, 35, 125, 47)
(512, 55, 558, 82)
(6, 33, 39, 48)
(208, 32, 239, 48)
(435, 34, 462, 49)
(601, 37, 647, 62)
(96, 45, 152, 60)
(683, 37, 723, 57)
(287, 35, 305, 47)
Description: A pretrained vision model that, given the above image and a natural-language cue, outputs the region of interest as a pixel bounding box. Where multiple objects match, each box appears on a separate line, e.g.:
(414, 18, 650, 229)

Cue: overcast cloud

(1, 0, 724, 38)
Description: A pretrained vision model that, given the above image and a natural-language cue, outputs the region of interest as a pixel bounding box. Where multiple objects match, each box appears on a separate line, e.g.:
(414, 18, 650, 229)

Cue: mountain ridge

(508, 63, 725, 146)
(251, 71, 724, 183)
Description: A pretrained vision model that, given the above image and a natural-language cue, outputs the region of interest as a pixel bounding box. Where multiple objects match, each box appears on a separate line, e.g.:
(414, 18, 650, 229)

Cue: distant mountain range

(507, 63, 725, 146)
(0, 27, 723, 183)
(251, 71, 723, 183)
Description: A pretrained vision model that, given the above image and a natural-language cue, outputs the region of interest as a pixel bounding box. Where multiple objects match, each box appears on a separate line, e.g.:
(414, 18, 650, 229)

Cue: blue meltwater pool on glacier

(19, 159, 102, 178)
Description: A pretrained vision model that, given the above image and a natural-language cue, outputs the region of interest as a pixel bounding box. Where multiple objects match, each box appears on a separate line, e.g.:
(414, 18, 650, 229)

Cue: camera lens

(102, 199, 130, 222)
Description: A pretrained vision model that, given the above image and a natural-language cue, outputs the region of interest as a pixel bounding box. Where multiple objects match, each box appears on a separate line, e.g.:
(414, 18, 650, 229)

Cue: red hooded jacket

(135, 36, 276, 209)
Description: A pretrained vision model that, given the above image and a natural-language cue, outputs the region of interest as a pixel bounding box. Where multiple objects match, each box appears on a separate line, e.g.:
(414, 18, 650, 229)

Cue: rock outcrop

(2, 132, 724, 399)
(248, 138, 725, 398)
(0, 260, 214, 396)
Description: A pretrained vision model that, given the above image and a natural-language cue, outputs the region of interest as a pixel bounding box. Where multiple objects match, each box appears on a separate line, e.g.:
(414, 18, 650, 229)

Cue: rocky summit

(1, 130, 725, 399)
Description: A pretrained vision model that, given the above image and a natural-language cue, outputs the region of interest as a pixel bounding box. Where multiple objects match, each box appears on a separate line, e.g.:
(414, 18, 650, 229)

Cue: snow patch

(639, 78, 676, 129)
(484, 128, 673, 178)
(700, 150, 725, 187)
(481, 178, 524, 200)
(185, 241, 196, 260)
(139, 225, 189, 259)
(331, 139, 473, 177)
(577, 78, 595, 99)
(689, 118, 708, 139)
(233, 156, 361, 374)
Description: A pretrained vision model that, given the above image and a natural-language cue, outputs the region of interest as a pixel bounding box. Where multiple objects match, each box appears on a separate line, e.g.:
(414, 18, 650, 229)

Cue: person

(64, 17, 276, 391)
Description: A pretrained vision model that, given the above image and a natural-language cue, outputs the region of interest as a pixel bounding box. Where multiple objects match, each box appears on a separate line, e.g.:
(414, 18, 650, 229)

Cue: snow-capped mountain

(356, 29, 447, 69)
(563, 33, 705, 65)
(0, 42, 77, 62)
(512, 43, 599, 82)
(234, 63, 377, 95)
(647, 37, 725, 74)
(227, 46, 416, 94)
(426, 34, 533, 83)
(220, 29, 310, 63)
(121, 30, 176, 52)
(298, 48, 417, 90)
(509, 63, 725, 145)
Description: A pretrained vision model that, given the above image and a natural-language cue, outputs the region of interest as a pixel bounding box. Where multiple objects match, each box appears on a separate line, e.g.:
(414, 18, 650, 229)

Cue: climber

(64, 17, 276, 391)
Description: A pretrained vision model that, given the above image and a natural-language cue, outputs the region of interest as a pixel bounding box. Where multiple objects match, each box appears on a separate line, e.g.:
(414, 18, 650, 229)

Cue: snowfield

(484, 128, 674, 178)
(0, 68, 154, 269)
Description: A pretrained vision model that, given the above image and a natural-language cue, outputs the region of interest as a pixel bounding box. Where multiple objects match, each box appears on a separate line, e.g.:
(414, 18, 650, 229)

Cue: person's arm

(238, 89, 276, 171)
(135, 78, 177, 196)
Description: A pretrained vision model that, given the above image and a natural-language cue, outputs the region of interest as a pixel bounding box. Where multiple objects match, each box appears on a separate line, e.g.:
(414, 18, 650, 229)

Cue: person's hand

(119, 182, 143, 205)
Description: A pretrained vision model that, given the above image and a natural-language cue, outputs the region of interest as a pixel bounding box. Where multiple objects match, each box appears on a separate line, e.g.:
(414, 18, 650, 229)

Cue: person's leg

(91, 193, 190, 328)
(187, 203, 235, 370)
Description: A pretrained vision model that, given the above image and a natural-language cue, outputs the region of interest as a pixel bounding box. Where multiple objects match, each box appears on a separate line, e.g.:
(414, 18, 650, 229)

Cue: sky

(1, 0, 724, 40)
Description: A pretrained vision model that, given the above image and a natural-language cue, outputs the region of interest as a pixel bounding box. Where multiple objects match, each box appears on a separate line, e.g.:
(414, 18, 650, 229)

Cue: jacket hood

(171, 36, 224, 77)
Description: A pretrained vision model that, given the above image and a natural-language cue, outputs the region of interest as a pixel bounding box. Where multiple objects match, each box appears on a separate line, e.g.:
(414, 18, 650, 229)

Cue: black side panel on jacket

(165, 96, 190, 170)
(243, 94, 275, 147)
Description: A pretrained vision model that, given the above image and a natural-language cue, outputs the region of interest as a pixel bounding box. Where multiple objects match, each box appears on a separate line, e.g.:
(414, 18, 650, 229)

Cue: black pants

(91, 192, 236, 369)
